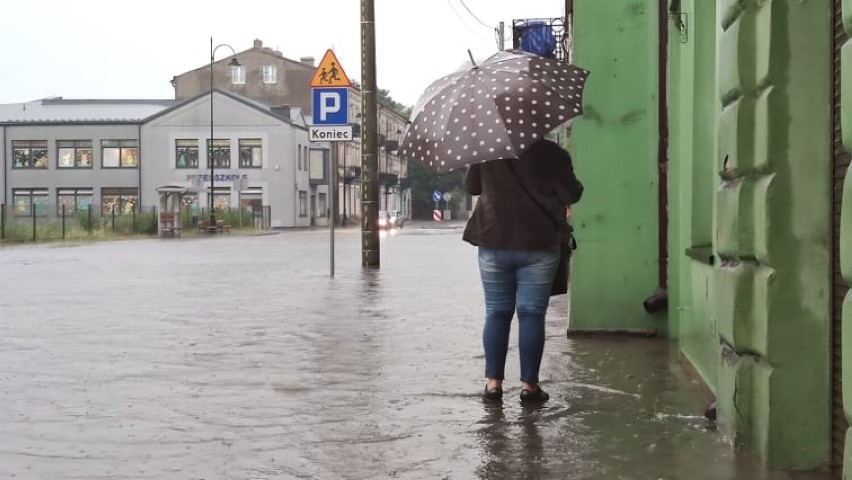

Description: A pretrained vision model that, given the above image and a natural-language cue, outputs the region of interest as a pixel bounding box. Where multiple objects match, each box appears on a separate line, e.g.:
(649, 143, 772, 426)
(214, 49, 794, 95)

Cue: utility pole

(497, 22, 505, 51)
(361, 0, 380, 267)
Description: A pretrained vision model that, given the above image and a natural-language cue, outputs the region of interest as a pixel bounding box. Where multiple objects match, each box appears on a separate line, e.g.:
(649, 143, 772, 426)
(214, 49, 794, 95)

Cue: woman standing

(463, 138, 583, 403)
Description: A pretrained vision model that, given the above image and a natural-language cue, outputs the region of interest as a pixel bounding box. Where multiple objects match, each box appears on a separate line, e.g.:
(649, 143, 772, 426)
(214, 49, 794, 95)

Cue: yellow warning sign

(309, 49, 352, 88)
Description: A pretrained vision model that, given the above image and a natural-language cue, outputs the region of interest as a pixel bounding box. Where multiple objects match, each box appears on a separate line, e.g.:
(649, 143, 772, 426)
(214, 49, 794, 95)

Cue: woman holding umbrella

(463, 138, 583, 403)
(399, 48, 588, 403)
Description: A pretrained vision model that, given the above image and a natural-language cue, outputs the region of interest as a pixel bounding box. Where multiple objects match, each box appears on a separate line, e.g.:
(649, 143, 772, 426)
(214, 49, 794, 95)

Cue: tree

(377, 88, 411, 119)
(377, 89, 466, 219)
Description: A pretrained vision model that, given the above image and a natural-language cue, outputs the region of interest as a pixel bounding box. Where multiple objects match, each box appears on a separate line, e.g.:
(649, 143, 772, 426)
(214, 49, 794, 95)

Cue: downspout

(643, 0, 670, 313)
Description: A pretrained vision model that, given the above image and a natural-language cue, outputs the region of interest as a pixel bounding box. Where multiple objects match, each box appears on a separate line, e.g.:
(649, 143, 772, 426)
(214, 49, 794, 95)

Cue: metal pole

(330, 143, 337, 276)
(361, 0, 380, 267)
(340, 145, 348, 227)
(209, 36, 216, 229)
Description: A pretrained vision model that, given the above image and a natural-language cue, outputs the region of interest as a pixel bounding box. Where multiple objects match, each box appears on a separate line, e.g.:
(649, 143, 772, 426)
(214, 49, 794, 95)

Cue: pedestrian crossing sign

(309, 49, 352, 88)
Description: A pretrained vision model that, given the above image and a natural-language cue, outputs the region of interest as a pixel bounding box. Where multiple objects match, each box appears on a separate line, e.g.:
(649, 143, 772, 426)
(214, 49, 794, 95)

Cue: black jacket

(462, 139, 583, 250)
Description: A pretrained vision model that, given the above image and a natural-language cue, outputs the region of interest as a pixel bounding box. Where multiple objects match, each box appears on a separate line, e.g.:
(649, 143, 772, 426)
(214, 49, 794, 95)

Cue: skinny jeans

(477, 247, 560, 384)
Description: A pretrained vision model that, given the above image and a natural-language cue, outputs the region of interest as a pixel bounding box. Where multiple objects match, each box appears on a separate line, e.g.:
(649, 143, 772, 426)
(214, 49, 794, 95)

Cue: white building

(0, 92, 323, 229)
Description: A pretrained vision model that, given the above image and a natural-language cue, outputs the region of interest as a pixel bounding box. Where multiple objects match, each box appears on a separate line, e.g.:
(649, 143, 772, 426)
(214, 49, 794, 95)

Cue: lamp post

(209, 37, 240, 229)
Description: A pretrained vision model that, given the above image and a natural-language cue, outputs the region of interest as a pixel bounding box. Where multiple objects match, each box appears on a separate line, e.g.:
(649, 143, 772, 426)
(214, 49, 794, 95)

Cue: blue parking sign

(312, 88, 349, 125)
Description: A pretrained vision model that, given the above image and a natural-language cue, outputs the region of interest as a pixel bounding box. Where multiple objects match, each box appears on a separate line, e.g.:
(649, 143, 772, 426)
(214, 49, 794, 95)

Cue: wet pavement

(0, 222, 833, 479)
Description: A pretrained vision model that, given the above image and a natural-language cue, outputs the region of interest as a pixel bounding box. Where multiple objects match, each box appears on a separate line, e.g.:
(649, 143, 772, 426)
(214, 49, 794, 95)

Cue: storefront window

(212, 187, 230, 211)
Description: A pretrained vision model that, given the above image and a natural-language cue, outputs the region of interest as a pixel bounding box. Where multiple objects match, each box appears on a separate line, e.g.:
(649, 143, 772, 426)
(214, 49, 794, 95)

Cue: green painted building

(570, 0, 844, 473)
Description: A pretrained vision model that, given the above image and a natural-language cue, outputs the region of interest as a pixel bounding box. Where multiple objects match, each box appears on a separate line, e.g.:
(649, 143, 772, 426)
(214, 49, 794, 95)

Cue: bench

(198, 221, 231, 234)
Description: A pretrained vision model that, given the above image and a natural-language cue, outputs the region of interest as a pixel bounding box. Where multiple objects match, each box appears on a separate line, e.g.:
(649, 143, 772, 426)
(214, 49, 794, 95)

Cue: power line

(445, 0, 492, 43)
(457, 0, 492, 29)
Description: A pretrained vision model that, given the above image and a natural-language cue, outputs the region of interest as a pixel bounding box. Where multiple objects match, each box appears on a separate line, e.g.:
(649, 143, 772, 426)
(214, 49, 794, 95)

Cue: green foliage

(377, 88, 412, 119)
(405, 160, 467, 219)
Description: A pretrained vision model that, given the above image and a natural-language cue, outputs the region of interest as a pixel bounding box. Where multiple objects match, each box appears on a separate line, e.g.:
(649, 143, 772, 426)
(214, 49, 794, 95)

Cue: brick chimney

(253, 39, 263, 49)
(300, 56, 315, 67)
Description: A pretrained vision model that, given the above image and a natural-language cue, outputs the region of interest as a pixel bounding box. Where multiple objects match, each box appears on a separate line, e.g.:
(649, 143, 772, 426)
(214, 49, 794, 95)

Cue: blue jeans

(478, 247, 560, 384)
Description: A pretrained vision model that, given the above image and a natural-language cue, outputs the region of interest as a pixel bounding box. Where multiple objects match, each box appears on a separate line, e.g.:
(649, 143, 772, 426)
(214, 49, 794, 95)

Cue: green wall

(839, 0, 852, 476)
(667, 0, 832, 469)
(667, 0, 721, 397)
(575, 0, 832, 470)
(571, 0, 663, 332)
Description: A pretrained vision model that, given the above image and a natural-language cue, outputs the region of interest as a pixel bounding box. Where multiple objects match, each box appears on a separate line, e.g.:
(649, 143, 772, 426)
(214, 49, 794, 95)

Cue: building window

(303, 146, 308, 171)
(297, 144, 302, 170)
(101, 188, 138, 215)
(102, 140, 138, 168)
(231, 65, 245, 84)
(57, 188, 93, 214)
(207, 139, 231, 168)
(211, 187, 231, 211)
(262, 65, 277, 84)
(318, 193, 327, 217)
(310, 149, 327, 180)
(176, 139, 199, 168)
(12, 140, 48, 169)
(13, 188, 48, 216)
(299, 191, 308, 217)
(57, 140, 93, 169)
(239, 139, 262, 168)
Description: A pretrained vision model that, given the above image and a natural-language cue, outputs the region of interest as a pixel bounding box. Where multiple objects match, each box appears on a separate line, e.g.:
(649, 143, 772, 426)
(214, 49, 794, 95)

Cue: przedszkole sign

(309, 50, 353, 142)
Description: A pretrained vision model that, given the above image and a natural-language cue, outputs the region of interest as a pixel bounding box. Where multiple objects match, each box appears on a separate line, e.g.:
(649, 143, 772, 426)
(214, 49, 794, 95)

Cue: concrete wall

(571, 0, 663, 332)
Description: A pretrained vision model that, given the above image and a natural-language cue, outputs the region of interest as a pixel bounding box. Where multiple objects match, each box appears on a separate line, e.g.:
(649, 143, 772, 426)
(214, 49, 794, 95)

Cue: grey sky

(1, 0, 565, 109)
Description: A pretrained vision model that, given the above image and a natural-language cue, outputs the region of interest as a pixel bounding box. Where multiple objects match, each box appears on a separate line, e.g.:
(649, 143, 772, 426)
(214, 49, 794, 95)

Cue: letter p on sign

(312, 87, 349, 125)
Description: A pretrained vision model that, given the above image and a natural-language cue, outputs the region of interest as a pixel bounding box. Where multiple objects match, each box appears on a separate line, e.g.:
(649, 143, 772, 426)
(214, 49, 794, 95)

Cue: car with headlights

(378, 210, 404, 229)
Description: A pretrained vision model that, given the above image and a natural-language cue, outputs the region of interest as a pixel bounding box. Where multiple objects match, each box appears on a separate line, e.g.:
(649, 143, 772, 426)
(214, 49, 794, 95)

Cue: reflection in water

(477, 403, 550, 479)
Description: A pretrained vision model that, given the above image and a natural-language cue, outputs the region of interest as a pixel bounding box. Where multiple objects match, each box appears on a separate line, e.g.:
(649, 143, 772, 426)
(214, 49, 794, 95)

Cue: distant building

(171, 39, 410, 222)
(0, 92, 315, 228)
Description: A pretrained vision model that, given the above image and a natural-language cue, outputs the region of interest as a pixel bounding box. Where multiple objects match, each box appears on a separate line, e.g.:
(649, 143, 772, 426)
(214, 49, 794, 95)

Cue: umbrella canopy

(399, 49, 589, 173)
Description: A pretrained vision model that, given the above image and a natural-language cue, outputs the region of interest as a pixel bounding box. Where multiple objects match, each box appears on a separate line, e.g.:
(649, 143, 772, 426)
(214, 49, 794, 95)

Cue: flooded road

(0, 223, 831, 479)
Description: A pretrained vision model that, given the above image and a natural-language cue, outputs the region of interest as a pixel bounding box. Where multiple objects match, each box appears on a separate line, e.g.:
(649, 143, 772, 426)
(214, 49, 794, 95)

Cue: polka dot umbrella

(399, 49, 589, 173)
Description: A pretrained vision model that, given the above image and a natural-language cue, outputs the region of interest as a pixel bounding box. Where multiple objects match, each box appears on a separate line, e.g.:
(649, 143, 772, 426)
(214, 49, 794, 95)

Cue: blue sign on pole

(432, 190, 443, 202)
(312, 88, 349, 125)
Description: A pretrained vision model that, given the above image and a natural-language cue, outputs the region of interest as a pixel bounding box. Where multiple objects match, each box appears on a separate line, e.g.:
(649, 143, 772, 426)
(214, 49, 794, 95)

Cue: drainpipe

(643, 0, 669, 314)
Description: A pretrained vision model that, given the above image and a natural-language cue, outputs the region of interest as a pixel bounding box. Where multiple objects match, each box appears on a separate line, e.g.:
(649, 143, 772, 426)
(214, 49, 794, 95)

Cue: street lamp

(209, 37, 240, 229)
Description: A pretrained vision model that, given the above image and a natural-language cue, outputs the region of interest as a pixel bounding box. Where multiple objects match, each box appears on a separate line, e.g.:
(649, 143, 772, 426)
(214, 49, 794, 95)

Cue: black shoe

(483, 386, 503, 401)
(520, 387, 549, 404)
